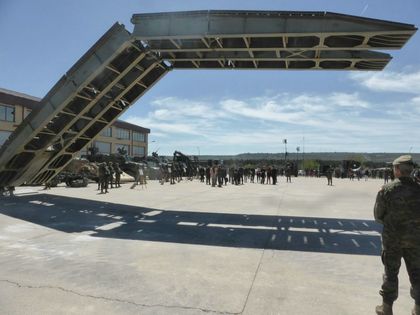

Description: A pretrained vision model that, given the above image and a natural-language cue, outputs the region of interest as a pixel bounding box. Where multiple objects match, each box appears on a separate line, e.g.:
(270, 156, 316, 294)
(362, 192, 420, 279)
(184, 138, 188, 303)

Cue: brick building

(0, 87, 149, 157)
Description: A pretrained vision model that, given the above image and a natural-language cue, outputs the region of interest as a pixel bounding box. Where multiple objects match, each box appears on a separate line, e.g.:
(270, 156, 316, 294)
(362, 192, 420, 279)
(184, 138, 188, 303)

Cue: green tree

(303, 159, 320, 170)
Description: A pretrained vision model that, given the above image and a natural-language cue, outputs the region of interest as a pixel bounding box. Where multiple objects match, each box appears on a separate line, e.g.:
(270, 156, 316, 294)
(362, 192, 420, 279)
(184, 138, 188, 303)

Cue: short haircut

(395, 164, 414, 177)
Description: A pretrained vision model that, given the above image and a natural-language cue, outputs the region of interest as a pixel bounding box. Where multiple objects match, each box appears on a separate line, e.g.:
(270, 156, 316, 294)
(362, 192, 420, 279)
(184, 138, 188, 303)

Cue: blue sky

(1, 0, 419, 155)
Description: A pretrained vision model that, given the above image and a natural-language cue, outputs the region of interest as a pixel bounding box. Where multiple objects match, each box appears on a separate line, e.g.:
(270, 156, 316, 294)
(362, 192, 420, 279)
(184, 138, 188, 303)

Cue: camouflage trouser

(380, 247, 420, 304)
(100, 175, 109, 193)
(211, 175, 217, 187)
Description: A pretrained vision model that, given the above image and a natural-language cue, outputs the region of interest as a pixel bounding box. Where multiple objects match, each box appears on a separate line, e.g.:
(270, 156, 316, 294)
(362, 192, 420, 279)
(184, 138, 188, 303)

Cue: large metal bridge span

(0, 10, 416, 188)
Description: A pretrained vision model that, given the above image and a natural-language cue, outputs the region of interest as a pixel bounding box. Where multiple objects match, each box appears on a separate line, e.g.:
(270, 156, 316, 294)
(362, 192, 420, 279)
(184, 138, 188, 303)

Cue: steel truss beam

(132, 10, 416, 71)
(0, 23, 170, 187)
(0, 10, 416, 188)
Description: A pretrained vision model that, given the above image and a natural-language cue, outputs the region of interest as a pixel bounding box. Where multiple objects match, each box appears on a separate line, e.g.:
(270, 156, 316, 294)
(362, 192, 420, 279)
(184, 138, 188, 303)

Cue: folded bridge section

(0, 23, 169, 188)
(0, 11, 416, 189)
(131, 10, 417, 70)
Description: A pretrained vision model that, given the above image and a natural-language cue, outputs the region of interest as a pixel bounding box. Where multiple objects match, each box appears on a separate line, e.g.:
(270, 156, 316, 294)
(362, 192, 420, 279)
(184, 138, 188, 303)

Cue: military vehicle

(173, 150, 198, 180)
(49, 157, 98, 187)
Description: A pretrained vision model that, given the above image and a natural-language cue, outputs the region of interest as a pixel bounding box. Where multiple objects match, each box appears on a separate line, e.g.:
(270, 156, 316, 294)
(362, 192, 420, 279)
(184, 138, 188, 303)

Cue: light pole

(296, 146, 300, 170)
(283, 139, 287, 161)
(302, 137, 305, 171)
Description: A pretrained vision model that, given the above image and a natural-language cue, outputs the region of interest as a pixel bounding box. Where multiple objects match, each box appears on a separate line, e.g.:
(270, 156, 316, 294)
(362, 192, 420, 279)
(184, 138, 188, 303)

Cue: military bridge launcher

(0, 10, 416, 191)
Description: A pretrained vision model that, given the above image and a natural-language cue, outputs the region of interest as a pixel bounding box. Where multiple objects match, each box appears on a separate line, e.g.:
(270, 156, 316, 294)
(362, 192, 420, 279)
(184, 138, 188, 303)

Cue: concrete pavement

(0, 177, 414, 314)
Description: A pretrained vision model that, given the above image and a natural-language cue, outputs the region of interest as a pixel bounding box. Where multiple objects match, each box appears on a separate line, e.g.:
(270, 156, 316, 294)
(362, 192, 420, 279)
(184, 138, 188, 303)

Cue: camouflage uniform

(374, 155, 420, 314)
(326, 166, 333, 186)
(98, 163, 110, 194)
(113, 163, 122, 188)
(107, 162, 115, 188)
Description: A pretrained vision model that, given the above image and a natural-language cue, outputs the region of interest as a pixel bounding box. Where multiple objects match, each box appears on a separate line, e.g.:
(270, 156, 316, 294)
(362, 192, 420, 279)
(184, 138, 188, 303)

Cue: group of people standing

(197, 165, 294, 187)
(97, 162, 122, 193)
(159, 162, 190, 185)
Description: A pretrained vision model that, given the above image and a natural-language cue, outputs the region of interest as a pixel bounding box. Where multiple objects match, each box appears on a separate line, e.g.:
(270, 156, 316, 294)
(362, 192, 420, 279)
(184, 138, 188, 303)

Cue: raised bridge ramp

(0, 11, 416, 188)
(0, 23, 170, 188)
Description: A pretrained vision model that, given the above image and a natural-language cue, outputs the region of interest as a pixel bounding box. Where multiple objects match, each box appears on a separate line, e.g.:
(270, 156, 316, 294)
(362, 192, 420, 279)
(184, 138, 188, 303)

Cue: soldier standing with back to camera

(374, 155, 420, 315)
(113, 162, 122, 188)
(326, 165, 333, 186)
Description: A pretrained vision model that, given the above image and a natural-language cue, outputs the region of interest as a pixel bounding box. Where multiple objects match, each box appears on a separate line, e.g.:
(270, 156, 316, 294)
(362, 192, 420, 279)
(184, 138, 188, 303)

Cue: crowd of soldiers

(159, 162, 193, 185)
(38, 156, 419, 194)
(194, 164, 296, 187)
(303, 165, 420, 185)
(160, 163, 420, 189)
(97, 162, 122, 193)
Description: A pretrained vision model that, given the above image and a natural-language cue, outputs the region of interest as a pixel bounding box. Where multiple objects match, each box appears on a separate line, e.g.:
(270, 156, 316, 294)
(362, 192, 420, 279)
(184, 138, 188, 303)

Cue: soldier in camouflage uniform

(107, 162, 115, 188)
(98, 162, 109, 194)
(326, 166, 333, 186)
(374, 155, 420, 315)
(113, 162, 122, 188)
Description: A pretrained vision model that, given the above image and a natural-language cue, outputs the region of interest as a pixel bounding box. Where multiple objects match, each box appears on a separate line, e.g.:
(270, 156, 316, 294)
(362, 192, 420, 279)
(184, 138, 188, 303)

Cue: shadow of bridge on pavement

(0, 193, 382, 256)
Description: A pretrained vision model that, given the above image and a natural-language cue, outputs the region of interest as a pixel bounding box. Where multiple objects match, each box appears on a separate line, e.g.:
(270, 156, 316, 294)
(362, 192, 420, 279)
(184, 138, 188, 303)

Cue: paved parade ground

(0, 177, 414, 314)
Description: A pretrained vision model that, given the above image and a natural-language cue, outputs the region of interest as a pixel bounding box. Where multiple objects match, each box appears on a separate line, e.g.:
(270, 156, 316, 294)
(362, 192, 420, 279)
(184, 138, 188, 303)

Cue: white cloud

(286, 95, 328, 112)
(220, 93, 375, 132)
(221, 99, 303, 122)
(411, 96, 420, 113)
(412, 96, 420, 105)
(328, 92, 370, 108)
(150, 96, 226, 120)
(350, 70, 420, 94)
(123, 90, 420, 154)
(125, 96, 226, 138)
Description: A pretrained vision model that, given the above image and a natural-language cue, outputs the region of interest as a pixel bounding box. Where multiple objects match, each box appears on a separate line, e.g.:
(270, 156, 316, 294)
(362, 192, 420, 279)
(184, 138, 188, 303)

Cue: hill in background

(192, 152, 420, 164)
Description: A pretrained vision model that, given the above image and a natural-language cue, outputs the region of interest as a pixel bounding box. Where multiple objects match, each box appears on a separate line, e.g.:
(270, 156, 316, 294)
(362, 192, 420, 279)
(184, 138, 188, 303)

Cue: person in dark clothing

(217, 165, 225, 187)
(260, 168, 266, 184)
(107, 162, 115, 188)
(205, 166, 211, 185)
(285, 165, 292, 183)
(326, 166, 333, 186)
(199, 167, 205, 182)
(113, 162, 122, 187)
(272, 167, 278, 185)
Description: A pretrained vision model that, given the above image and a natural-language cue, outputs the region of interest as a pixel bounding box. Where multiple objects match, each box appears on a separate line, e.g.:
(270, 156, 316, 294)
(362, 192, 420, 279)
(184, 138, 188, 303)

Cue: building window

(115, 144, 130, 155)
(94, 141, 111, 154)
(132, 145, 145, 156)
(100, 126, 112, 137)
(116, 128, 130, 140)
(133, 132, 145, 142)
(0, 104, 15, 122)
(0, 131, 12, 146)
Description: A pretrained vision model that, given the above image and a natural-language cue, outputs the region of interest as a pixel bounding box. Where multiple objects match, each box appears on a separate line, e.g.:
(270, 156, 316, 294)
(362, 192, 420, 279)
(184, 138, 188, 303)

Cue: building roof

(0, 87, 41, 109)
(113, 120, 150, 134)
(0, 87, 150, 133)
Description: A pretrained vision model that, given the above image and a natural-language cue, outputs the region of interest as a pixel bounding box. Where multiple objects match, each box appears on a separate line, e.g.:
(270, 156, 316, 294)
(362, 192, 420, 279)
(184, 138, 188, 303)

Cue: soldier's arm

(374, 189, 387, 224)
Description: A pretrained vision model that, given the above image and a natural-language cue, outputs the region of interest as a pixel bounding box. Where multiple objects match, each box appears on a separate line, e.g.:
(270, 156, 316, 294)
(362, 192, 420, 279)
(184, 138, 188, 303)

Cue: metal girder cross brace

(131, 10, 417, 70)
(0, 10, 416, 189)
(0, 23, 169, 188)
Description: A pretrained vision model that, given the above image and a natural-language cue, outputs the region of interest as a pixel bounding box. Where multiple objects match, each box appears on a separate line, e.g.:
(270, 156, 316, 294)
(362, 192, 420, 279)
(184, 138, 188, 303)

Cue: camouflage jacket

(374, 177, 420, 249)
